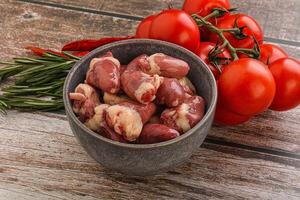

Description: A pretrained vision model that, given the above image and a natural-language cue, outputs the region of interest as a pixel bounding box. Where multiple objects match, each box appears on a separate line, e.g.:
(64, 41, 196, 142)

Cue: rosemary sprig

(0, 96, 64, 112)
(0, 52, 79, 113)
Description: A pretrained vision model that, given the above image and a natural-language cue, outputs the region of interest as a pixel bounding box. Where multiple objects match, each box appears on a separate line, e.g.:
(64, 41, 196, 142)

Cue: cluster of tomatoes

(135, 0, 300, 125)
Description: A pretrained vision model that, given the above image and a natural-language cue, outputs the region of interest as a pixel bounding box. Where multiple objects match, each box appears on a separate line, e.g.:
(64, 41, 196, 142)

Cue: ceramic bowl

(63, 39, 217, 176)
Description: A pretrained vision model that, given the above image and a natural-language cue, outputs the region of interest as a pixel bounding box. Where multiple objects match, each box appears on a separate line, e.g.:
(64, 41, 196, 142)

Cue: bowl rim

(63, 38, 217, 149)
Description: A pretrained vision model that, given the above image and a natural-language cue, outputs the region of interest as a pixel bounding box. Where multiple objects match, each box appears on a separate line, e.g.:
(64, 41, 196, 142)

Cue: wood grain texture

(0, 111, 300, 200)
(0, 0, 137, 61)
(210, 108, 300, 154)
(35, 0, 300, 43)
(1, 0, 299, 155)
(0, 1, 300, 199)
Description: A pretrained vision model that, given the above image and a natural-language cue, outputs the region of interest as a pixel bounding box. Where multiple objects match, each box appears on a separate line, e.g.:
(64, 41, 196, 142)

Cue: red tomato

(136, 15, 156, 38)
(195, 42, 231, 79)
(210, 14, 264, 49)
(183, 0, 230, 41)
(149, 9, 201, 52)
(183, 0, 230, 16)
(215, 82, 252, 125)
(214, 100, 252, 125)
(218, 58, 276, 116)
(259, 44, 288, 65)
(269, 58, 300, 111)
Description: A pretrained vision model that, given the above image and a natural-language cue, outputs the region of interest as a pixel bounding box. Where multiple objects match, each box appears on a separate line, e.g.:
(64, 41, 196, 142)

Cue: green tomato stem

(193, 14, 239, 61)
(236, 48, 260, 58)
(220, 28, 241, 33)
(202, 10, 220, 21)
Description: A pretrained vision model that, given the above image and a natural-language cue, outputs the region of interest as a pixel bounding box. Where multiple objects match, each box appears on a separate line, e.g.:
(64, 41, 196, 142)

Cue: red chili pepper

(62, 36, 135, 51)
(26, 46, 68, 58)
(72, 51, 90, 57)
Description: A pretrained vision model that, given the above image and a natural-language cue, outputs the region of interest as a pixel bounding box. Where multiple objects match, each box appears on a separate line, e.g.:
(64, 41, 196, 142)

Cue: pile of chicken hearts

(69, 52, 206, 144)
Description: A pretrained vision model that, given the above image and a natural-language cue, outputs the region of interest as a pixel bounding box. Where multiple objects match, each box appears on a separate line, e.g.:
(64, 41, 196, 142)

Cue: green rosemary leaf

(3, 85, 55, 93)
(0, 65, 22, 71)
(0, 100, 8, 108)
(62, 51, 81, 60)
(37, 92, 62, 97)
(18, 61, 73, 76)
(25, 75, 55, 84)
(14, 58, 42, 64)
(43, 52, 65, 58)
(7, 85, 29, 89)
(25, 101, 59, 106)
(0, 62, 15, 65)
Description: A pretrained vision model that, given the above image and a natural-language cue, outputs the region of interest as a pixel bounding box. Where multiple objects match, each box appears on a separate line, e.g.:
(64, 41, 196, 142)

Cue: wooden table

(1, 0, 299, 199)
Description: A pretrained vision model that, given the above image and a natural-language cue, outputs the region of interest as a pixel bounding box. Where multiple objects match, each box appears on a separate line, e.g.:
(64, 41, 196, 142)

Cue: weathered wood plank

(211, 108, 300, 154)
(0, 0, 300, 155)
(279, 44, 300, 59)
(0, 0, 137, 60)
(35, 0, 300, 43)
(0, 111, 300, 200)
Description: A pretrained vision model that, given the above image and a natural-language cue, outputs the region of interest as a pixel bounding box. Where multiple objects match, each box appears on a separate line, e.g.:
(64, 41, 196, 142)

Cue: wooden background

(0, 0, 299, 199)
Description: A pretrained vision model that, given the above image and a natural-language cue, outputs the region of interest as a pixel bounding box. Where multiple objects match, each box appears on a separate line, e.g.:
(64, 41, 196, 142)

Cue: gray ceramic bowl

(63, 39, 217, 176)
